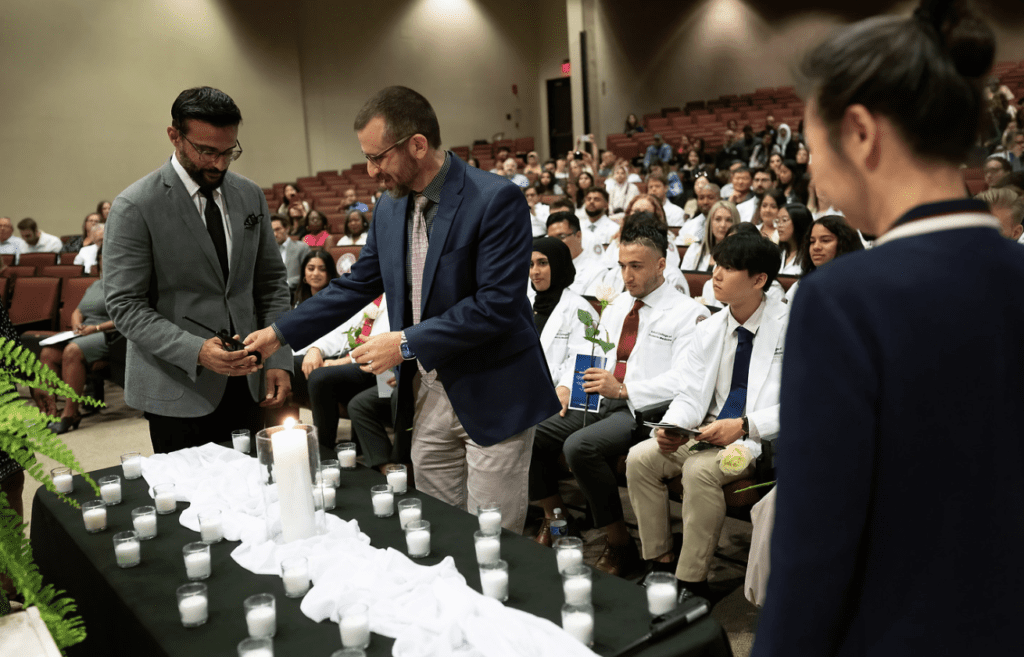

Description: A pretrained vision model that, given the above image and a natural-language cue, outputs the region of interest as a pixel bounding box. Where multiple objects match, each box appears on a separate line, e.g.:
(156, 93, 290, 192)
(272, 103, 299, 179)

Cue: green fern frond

(0, 338, 103, 407)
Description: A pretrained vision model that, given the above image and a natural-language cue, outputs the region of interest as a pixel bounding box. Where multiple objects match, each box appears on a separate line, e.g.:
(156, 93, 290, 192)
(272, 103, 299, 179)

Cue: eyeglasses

(182, 134, 243, 162)
(550, 231, 576, 241)
(363, 135, 412, 166)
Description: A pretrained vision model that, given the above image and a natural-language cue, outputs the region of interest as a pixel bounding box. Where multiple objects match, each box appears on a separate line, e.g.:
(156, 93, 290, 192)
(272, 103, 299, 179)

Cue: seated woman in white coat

(776, 202, 813, 276)
(682, 200, 740, 272)
(530, 237, 593, 383)
(784, 214, 864, 304)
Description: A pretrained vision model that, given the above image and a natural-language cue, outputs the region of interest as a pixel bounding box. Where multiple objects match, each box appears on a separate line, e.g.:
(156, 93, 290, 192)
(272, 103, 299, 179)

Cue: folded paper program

(142, 444, 599, 657)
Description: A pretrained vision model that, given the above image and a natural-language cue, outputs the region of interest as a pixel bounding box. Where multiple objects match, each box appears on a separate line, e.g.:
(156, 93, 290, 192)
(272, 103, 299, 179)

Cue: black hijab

(531, 237, 576, 333)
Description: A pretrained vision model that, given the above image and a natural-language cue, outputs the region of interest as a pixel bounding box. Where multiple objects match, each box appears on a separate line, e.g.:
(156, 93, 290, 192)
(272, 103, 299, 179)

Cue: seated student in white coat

(676, 181, 720, 248)
(576, 188, 619, 254)
(682, 201, 740, 272)
(593, 210, 689, 297)
(545, 211, 610, 296)
(776, 202, 813, 276)
(626, 232, 787, 601)
(530, 237, 594, 383)
(529, 222, 709, 577)
(698, 224, 785, 307)
(646, 174, 686, 230)
(784, 215, 864, 305)
(729, 167, 759, 224)
(524, 185, 550, 238)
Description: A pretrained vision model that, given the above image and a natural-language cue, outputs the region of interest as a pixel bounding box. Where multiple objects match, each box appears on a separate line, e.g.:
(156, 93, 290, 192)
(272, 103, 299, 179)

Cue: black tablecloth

(32, 449, 732, 657)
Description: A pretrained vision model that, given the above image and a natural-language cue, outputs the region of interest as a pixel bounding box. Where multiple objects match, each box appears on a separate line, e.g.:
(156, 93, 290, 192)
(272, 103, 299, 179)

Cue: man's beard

(179, 152, 225, 192)
(381, 153, 419, 199)
(585, 207, 606, 218)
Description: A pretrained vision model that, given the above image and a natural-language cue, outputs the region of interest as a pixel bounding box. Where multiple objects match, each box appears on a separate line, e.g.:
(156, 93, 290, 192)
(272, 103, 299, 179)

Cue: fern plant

(0, 336, 102, 649)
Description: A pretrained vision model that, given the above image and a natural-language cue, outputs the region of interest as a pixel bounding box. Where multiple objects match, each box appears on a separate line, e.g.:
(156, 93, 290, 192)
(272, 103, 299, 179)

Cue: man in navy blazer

(246, 87, 559, 532)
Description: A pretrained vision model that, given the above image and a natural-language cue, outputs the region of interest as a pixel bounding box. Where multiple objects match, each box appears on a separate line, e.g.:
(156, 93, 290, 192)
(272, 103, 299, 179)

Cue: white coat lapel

(701, 312, 729, 408)
(747, 302, 783, 410)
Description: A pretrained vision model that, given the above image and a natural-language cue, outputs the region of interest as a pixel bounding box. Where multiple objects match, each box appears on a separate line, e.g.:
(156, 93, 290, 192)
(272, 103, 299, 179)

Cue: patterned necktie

(613, 299, 644, 383)
(718, 326, 754, 419)
(410, 194, 429, 326)
(360, 295, 384, 340)
(200, 188, 229, 282)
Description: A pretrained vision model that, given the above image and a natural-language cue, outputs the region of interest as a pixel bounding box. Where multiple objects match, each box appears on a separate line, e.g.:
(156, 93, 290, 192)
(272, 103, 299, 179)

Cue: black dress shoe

(48, 415, 82, 435)
(595, 538, 643, 578)
(678, 579, 712, 603)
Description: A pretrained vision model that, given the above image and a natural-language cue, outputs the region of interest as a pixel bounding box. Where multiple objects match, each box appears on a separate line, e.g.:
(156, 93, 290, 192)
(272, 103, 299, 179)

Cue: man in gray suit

(272, 214, 309, 293)
(104, 87, 293, 454)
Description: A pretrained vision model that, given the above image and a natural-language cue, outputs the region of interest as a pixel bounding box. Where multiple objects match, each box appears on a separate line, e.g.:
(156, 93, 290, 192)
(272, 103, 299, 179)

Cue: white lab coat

(592, 242, 689, 297)
(538, 289, 595, 384)
(298, 296, 390, 357)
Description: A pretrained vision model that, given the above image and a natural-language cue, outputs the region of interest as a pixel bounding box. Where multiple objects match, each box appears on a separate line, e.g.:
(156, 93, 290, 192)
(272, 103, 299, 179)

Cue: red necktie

(613, 299, 643, 382)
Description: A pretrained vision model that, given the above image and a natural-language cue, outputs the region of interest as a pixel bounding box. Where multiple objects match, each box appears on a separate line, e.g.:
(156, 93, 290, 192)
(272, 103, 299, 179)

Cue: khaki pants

(626, 437, 753, 581)
(410, 371, 534, 533)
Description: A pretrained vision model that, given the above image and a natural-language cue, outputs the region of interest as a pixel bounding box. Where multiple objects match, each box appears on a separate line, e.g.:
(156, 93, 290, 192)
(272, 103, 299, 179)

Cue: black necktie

(719, 326, 754, 419)
(200, 188, 229, 282)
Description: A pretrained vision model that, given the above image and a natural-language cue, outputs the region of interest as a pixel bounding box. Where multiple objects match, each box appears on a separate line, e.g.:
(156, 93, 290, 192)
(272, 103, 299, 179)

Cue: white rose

(682, 234, 696, 246)
(593, 283, 619, 305)
(363, 303, 381, 320)
(717, 443, 753, 476)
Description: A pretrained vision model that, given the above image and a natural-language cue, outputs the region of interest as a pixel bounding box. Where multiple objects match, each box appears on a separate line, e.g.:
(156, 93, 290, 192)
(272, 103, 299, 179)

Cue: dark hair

(536, 170, 557, 194)
(344, 210, 369, 238)
(170, 87, 242, 135)
(621, 215, 669, 258)
(584, 187, 609, 202)
(17, 218, 37, 232)
(546, 211, 581, 234)
(647, 173, 669, 188)
(799, 215, 865, 275)
(727, 222, 763, 238)
(467, 156, 480, 168)
(780, 203, 814, 264)
(548, 197, 576, 214)
(712, 233, 782, 289)
(270, 213, 290, 229)
(305, 210, 327, 233)
(354, 86, 441, 149)
(732, 166, 752, 179)
(82, 213, 101, 238)
(294, 249, 339, 306)
(986, 155, 1012, 172)
(799, 0, 995, 165)
(755, 188, 788, 227)
(96, 200, 110, 215)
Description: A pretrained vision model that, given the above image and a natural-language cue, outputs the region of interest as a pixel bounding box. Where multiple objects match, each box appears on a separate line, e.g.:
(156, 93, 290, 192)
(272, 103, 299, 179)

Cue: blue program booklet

(569, 354, 607, 412)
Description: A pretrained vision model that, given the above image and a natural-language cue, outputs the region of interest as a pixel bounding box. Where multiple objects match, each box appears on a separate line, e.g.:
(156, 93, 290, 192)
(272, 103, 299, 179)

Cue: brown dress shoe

(533, 518, 553, 547)
(595, 539, 642, 578)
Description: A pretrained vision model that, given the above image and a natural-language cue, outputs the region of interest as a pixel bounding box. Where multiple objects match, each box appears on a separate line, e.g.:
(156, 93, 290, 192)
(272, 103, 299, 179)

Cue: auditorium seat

(58, 276, 98, 331)
(60, 252, 80, 265)
(2, 265, 36, 278)
(683, 270, 711, 299)
(19, 253, 58, 269)
(9, 276, 61, 330)
(1, 254, 14, 266)
(39, 265, 86, 282)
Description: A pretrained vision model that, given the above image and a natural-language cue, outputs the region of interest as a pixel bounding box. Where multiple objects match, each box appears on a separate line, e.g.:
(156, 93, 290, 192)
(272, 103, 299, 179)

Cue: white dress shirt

(74, 244, 100, 275)
(662, 201, 686, 228)
(529, 203, 550, 238)
(170, 153, 233, 266)
(579, 214, 619, 254)
(21, 231, 63, 254)
(0, 236, 26, 263)
(737, 195, 758, 223)
(336, 234, 368, 246)
(707, 298, 767, 437)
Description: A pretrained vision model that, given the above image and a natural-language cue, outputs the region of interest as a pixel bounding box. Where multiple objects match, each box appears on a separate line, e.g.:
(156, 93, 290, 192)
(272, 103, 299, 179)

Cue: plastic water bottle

(550, 508, 568, 541)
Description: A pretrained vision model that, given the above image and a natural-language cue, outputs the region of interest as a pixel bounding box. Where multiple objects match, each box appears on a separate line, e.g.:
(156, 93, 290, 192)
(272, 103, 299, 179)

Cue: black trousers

(307, 362, 375, 449)
(346, 385, 395, 469)
(145, 376, 263, 454)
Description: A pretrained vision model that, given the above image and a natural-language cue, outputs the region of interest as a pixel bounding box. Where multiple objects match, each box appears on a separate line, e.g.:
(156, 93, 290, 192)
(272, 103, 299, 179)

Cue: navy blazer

(752, 212, 1024, 657)
(276, 154, 559, 446)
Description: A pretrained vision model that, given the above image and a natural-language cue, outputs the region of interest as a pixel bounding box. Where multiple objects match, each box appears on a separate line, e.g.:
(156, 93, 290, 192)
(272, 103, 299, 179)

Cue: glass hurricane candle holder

(256, 421, 324, 544)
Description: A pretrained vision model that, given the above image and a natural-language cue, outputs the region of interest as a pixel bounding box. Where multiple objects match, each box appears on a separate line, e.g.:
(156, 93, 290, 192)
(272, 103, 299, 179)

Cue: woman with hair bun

(752, 2, 1023, 655)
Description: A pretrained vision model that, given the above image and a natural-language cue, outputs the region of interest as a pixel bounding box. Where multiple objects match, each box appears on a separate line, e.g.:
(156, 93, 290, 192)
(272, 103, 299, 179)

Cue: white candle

(179, 595, 208, 625)
(398, 507, 421, 528)
(233, 433, 251, 452)
(283, 568, 310, 597)
(323, 467, 341, 488)
(372, 492, 394, 517)
(185, 552, 212, 580)
(475, 537, 501, 565)
(647, 582, 677, 616)
(83, 508, 106, 531)
(480, 569, 509, 601)
(246, 606, 276, 638)
(340, 614, 370, 648)
(115, 542, 140, 567)
(556, 548, 583, 573)
(338, 451, 357, 469)
(200, 518, 224, 543)
(406, 529, 430, 557)
(122, 457, 143, 480)
(563, 577, 592, 605)
(478, 510, 502, 534)
(133, 514, 157, 539)
(242, 649, 272, 657)
(386, 471, 407, 494)
(562, 611, 594, 645)
(322, 486, 336, 509)
(155, 492, 176, 514)
(272, 427, 317, 542)
(100, 483, 122, 505)
(53, 474, 73, 494)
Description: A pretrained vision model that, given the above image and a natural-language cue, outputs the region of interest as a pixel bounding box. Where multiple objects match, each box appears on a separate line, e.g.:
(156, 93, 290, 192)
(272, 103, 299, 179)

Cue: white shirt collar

(726, 295, 767, 336)
(633, 279, 673, 310)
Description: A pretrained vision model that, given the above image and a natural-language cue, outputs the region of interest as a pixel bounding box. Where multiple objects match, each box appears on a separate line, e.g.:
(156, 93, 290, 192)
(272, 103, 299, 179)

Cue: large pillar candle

(273, 420, 316, 542)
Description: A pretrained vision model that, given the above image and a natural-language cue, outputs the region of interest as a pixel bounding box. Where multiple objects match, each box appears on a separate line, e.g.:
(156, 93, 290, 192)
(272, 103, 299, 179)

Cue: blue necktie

(718, 326, 753, 420)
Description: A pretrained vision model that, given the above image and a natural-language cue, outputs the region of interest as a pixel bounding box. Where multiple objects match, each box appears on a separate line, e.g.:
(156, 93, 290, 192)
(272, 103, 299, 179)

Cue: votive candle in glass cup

(314, 480, 337, 511)
(553, 536, 585, 574)
(339, 602, 371, 649)
(330, 650, 366, 657)
(281, 556, 310, 598)
(370, 484, 394, 517)
(82, 500, 107, 533)
(237, 637, 273, 657)
(476, 504, 502, 534)
(131, 506, 158, 540)
(199, 509, 224, 544)
(385, 464, 407, 494)
(561, 564, 593, 605)
(404, 519, 431, 558)
(644, 571, 678, 616)
(397, 498, 422, 529)
(154, 482, 177, 515)
(98, 474, 122, 505)
(120, 452, 143, 480)
(177, 582, 208, 628)
(321, 459, 341, 487)
(336, 442, 357, 470)
(473, 529, 501, 566)
(561, 602, 595, 646)
(479, 559, 509, 602)
(51, 466, 73, 494)
(244, 593, 277, 639)
(232, 429, 251, 453)
(113, 530, 141, 568)
(183, 542, 212, 581)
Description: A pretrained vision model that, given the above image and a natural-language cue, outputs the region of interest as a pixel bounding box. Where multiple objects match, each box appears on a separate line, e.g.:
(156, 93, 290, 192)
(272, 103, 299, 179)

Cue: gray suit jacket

(281, 238, 309, 291)
(104, 158, 293, 417)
